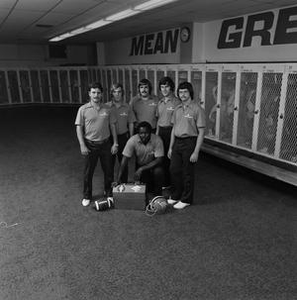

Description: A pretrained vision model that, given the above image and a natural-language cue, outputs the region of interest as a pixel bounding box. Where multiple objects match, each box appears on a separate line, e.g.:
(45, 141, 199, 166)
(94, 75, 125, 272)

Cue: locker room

(0, 1, 297, 299)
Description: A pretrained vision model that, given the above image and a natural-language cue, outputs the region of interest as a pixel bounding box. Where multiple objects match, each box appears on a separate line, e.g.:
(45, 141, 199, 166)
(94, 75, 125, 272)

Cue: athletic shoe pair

(167, 198, 190, 209)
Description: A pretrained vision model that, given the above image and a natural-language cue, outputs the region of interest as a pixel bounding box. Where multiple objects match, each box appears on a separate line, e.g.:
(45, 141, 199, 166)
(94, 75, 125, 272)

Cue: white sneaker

(173, 201, 190, 209)
(167, 198, 178, 205)
(81, 199, 91, 207)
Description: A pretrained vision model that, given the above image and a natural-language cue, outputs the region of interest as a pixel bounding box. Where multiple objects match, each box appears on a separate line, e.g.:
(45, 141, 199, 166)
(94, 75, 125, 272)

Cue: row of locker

(0, 64, 296, 166)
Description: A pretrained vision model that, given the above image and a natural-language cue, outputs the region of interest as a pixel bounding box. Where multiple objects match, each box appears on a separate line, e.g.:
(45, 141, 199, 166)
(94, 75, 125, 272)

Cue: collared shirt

(122, 133, 164, 166)
(106, 101, 136, 135)
(172, 101, 206, 138)
(75, 102, 117, 142)
(156, 95, 180, 127)
(130, 94, 159, 129)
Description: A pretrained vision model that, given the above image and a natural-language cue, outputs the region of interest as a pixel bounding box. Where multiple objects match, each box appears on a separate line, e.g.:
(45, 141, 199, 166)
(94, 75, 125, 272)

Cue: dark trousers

(111, 132, 129, 182)
(170, 137, 197, 204)
(83, 139, 113, 199)
(158, 126, 172, 186)
(137, 164, 164, 197)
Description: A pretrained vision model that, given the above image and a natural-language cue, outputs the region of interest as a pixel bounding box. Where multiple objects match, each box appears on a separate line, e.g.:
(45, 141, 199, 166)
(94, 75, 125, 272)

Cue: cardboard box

(113, 183, 146, 210)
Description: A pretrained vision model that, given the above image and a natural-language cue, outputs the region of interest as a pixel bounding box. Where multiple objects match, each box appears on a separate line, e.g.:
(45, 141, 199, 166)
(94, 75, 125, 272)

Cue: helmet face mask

(145, 196, 168, 216)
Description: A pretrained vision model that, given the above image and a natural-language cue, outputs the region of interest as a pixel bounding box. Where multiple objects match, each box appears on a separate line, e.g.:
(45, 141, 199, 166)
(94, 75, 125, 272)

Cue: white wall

(0, 44, 96, 68)
(200, 5, 297, 63)
(103, 28, 183, 65)
(99, 4, 297, 66)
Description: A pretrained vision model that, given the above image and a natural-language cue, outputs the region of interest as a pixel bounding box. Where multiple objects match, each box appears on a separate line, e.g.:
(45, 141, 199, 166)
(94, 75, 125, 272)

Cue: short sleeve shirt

(75, 102, 117, 142)
(122, 133, 164, 166)
(172, 101, 206, 138)
(130, 95, 159, 129)
(156, 95, 180, 127)
(106, 102, 136, 135)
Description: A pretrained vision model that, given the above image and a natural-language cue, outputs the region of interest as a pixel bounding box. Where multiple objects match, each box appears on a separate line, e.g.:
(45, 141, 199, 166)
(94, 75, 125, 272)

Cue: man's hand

(167, 148, 172, 159)
(134, 167, 143, 182)
(111, 144, 118, 155)
(112, 181, 120, 188)
(80, 144, 90, 156)
(190, 151, 199, 163)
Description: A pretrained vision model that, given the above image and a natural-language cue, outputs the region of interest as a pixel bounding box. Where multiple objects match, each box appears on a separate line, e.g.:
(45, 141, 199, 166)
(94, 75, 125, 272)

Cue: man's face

(160, 84, 172, 98)
(138, 126, 151, 145)
(112, 87, 123, 103)
(178, 88, 191, 102)
(139, 84, 149, 98)
(89, 88, 102, 103)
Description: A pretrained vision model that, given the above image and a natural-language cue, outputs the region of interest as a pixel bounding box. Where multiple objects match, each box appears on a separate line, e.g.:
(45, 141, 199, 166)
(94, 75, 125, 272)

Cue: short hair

(158, 76, 175, 91)
(88, 81, 103, 92)
(137, 121, 152, 133)
(177, 81, 194, 100)
(138, 78, 152, 94)
(110, 83, 124, 96)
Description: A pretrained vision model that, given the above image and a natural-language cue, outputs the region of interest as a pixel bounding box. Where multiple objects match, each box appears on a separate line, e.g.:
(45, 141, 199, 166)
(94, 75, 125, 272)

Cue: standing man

(156, 76, 180, 189)
(168, 82, 206, 209)
(107, 83, 136, 182)
(115, 121, 164, 200)
(75, 82, 118, 207)
(130, 78, 158, 132)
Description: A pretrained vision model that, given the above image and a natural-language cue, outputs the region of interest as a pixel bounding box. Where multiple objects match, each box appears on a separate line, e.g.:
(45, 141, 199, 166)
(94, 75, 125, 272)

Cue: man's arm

(110, 123, 118, 155)
(190, 127, 205, 163)
(128, 122, 134, 137)
(76, 125, 89, 155)
(116, 155, 129, 183)
(167, 128, 175, 159)
(134, 157, 163, 182)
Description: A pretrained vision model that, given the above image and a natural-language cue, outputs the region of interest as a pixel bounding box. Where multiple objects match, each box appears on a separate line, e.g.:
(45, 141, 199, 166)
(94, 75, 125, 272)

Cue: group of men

(75, 77, 206, 210)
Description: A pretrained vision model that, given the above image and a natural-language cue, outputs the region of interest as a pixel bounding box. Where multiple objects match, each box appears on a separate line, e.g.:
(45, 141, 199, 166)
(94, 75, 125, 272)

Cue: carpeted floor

(0, 106, 296, 300)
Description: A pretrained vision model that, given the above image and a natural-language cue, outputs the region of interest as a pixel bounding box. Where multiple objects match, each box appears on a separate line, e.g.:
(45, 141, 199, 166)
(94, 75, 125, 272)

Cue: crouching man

(115, 121, 164, 201)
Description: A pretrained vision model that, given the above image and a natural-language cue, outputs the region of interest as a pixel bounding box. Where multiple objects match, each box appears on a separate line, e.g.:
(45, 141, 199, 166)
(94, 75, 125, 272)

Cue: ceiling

(0, 0, 296, 45)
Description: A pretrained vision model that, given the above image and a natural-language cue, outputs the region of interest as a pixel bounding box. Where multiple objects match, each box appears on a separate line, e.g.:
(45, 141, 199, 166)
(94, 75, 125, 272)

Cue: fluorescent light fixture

(135, 0, 176, 11)
(49, 32, 74, 42)
(69, 27, 90, 35)
(49, 0, 177, 42)
(105, 8, 139, 21)
(86, 19, 112, 30)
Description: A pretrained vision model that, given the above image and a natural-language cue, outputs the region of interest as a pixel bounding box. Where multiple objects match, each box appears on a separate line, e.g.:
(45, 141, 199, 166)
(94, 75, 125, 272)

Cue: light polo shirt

(156, 95, 180, 127)
(130, 95, 158, 129)
(75, 102, 117, 142)
(172, 101, 206, 138)
(122, 133, 164, 166)
(106, 101, 136, 135)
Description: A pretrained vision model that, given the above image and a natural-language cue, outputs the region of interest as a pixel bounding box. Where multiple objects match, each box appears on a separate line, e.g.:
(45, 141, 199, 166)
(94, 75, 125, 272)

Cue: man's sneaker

(81, 199, 91, 207)
(173, 201, 190, 209)
(167, 198, 178, 205)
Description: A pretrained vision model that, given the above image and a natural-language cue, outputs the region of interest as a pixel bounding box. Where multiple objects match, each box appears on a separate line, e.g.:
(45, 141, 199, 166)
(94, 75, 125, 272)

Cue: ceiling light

(105, 8, 140, 21)
(135, 0, 177, 11)
(86, 19, 112, 30)
(49, 0, 177, 42)
(49, 33, 74, 42)
(69, 27, 91, 35)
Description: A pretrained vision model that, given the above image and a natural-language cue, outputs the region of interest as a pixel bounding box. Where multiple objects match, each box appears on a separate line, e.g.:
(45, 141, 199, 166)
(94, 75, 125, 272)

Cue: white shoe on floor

(173, 201, 190, 209)
(167, 198, 178, 205)
(81, 199, 91, 207)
